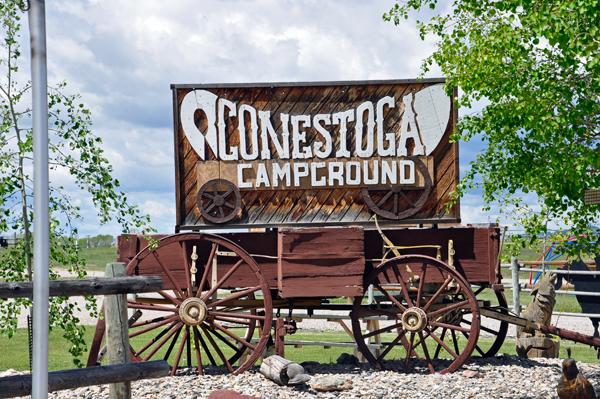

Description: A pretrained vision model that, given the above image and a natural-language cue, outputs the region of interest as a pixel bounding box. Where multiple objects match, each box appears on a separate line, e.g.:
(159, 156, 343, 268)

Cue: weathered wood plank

(104, 263, 131, 399)
(0, 277, 163, 299)
(0, 361, 170, 398)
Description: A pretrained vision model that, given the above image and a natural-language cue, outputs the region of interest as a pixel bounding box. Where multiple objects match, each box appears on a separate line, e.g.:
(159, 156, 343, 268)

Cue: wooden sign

(171, 79, 459, 230)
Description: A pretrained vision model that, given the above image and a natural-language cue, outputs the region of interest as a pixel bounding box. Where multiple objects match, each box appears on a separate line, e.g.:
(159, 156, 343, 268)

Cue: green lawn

(77, 247, 117, 271)
(1, 327, 598, 372)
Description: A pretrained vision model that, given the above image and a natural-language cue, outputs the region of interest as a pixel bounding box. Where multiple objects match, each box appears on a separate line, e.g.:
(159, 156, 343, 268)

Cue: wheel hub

(402, 307, 428, 333)
(179, 297, 208, 326)
(213, 194, 225, 207)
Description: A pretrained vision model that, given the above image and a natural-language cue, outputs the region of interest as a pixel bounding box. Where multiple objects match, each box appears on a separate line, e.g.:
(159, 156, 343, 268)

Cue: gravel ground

(2, 354, 599, 398)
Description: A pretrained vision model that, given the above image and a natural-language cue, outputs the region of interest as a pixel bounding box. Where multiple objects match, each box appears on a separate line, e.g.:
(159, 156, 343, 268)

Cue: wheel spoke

(398, 190, 415, 207)
(130, 315, 179, 338)
(222, 188, 233, 198)
(422, 276, 453, 312)
(393, 192, 399, 214)
(194, 326, 216, 366)
(373, 282, 407, 312)
(474, 343, 485, 356)
(208, 286, 261, 308)
(131, 314, 177, 329)
(171, 327, 190, 376)
(404, 332, 415, 373)
(142, 321, 183, 361)
(204, 203, 216, 213)
(208, 311, 265, 322)
(377, 330, 406, 362)
(433, 328, 447, 358)
(134, 320, 178, 357)
(187, 331, 192, 368)
(224, 201, 237, 209)
(418, 331, 436, 374)
(203, 192, 215, 200)
(429, 321, 471, 333)
(363, 320, 404, 339)
(356, 307, 402, 319)
(416, 264, 427, 308)
(451, 329, 460, 355)
(205, 324, 240, 352)
(425, 326, 458, 359)
(152, 250, 186, 299)
(164, 326, 183, 365)
(391, 264, 413, 307)
(196, 243, 217, 297)
(127, 301, 179, 313)
(208, 320, 257, 351)
(218, 206, 225, 218)
(427, 299, 470, 318)
(192, 326, 204, 374)
(202, 259, 245, 302)
(213, 316, 252, 326)
(377, 190, 394, 207)
(200, 324, 234, 373)
(158, 290, 182, 306)
(376, 328, 406, 362)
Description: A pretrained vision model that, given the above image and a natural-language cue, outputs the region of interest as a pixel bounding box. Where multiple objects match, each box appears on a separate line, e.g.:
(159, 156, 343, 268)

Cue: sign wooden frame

(171, 79, 459, 231)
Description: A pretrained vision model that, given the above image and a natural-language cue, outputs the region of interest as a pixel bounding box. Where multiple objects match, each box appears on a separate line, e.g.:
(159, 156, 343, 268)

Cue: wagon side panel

(277, 227, 365, 297)
(363, 226, 500, 285)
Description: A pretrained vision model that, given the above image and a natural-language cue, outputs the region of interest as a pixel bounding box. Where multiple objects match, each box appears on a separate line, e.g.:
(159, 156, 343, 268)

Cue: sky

(12, 0, 505, 236)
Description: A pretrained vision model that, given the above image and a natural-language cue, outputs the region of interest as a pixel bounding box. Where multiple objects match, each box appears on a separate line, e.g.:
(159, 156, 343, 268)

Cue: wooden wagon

(86, 79, 599, 376)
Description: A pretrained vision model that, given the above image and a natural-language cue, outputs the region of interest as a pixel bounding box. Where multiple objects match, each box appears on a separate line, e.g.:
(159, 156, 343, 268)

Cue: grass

(1, 327, 598, 372)
(77, 247, 117, 271)
(0, 246, 117, 276)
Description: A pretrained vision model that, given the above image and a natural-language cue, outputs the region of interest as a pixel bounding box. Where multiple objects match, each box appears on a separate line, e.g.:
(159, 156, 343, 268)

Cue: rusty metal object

(351, 255, 480, 374)
(197, 179, 241, 224)
(361, 157, 432, 220)
(86, 233, 273, 376)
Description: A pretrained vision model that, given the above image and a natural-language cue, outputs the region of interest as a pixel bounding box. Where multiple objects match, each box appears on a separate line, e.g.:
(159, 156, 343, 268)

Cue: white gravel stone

(5, 355, 600, 399)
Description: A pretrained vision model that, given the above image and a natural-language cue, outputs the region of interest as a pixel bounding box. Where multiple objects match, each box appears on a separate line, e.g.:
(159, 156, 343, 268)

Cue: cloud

(13, 0, 492, 235)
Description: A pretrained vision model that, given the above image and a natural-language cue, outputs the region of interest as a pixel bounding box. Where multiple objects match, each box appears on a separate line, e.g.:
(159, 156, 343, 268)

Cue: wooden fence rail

(0, 361, 170, 399)
(0, 264, 167, 399)
(0, 276, 163, 299)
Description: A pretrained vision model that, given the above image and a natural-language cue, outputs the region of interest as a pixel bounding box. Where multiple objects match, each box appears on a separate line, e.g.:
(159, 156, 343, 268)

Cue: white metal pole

(29, 1, 50, 398)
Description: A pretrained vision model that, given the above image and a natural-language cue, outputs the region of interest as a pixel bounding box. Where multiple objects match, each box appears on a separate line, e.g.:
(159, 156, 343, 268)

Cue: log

(105, 263, 131, 399)
(0, 276, 163, 299)
(0, 360, 170, 398)
(260, 355, 310, 385)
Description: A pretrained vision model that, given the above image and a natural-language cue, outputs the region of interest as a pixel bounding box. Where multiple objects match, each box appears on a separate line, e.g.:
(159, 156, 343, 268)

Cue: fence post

(511, 257, 520, 316)
(104, 262, 131, 399)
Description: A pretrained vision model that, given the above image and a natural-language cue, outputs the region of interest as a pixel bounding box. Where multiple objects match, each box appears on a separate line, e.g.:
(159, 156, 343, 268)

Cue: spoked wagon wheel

(197, 179, 242, 224)
(468, 285, 509, 358)
(89, 233, 272, 376)
(361, 157, 431, 220)
(351, 255, 480, 374)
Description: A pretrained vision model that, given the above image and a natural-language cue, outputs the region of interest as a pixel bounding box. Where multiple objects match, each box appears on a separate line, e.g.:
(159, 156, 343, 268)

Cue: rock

(207, 390, 263, 399)
(311, 376, 353, 391)
(337, 352, 360, 365)
(463, 370, 484, 378)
